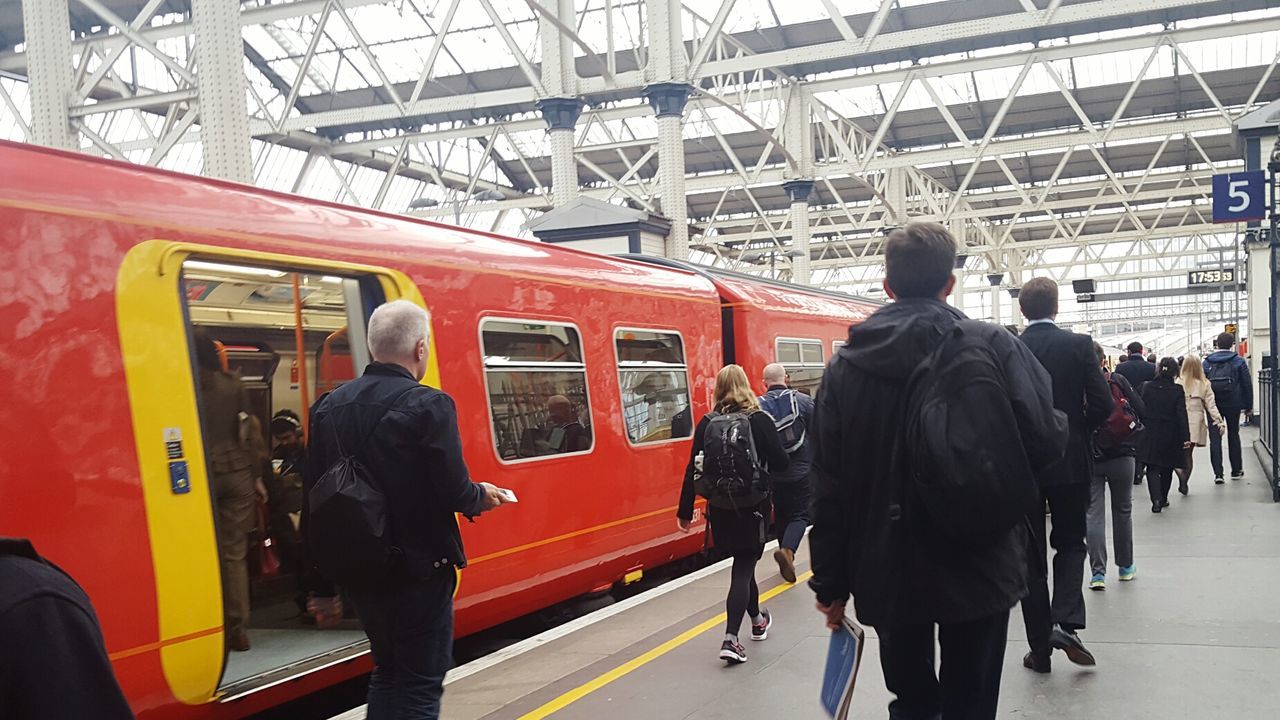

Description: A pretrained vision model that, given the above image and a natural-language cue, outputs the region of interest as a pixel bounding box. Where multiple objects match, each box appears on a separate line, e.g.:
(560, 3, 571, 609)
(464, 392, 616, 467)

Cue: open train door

(114, 240, 435, 705)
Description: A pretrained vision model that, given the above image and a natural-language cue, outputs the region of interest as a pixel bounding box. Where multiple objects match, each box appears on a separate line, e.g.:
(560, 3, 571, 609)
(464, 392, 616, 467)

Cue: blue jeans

(348, 570, 456, 720)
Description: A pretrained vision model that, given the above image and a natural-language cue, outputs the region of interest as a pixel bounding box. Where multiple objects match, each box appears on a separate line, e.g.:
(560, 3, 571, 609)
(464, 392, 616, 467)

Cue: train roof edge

(615, 254, 884, 307)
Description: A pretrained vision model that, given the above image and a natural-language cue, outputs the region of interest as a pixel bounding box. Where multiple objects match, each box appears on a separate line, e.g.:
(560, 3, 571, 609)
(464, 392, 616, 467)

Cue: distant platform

(336, 428, 1280, 720)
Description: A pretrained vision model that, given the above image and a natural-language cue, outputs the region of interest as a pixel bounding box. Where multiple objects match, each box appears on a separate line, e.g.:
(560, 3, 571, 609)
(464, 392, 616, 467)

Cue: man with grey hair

(758, 362, 814, 583)
(306, 299, 510, 719)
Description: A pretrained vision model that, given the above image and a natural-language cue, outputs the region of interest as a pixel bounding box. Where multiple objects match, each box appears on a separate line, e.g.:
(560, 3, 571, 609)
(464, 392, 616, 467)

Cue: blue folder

(820, 616, 866, 719)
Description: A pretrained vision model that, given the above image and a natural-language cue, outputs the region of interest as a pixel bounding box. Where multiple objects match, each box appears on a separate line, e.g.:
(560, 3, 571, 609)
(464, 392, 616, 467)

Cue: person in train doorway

(269, 411, 308, 591)
(1204, 332, 1253, 483)
(1016, 277, 1112, 672)
(194, 330, 269, 653)
(758, 362, 814, 584)
(0, 537, 135, 719)
(677, 364, 790, 665)
(1115, 342, 1157, 486)
(809, 222, 1066, 720)
(306, 300, 511, 720)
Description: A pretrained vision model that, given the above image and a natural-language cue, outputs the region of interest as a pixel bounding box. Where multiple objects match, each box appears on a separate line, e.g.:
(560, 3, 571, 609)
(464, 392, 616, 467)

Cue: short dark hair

(1094, 341, 1105, 363)
(1216, 332, 1236, 349)
(1126, 341, 1143, 355)
(884, 222, 956, 299)
(1158, 356, 1179, 378)
(1019, 277, 1058, 321)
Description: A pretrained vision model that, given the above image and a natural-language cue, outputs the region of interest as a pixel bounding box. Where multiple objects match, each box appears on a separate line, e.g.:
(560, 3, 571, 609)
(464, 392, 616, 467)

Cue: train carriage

(0, 140, 877, 718)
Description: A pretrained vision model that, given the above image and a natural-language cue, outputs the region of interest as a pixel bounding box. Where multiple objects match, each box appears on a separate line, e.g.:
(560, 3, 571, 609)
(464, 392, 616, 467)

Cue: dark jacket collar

(364, 361, 416, 381)
(767, 384, 788, 392)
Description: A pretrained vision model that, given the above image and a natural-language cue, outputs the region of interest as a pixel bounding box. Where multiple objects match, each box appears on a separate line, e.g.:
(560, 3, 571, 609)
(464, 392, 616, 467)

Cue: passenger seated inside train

(518, 395, 592, 457)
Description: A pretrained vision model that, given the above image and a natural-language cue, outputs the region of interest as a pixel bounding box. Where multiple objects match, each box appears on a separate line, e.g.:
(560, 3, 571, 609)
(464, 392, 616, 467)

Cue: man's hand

(478, 482, 509, 511)
(255, 478, 269, 504)
(816, 599, 846, 630)
(676, 517, 691, 533)
(1183, 441, 1196, 449)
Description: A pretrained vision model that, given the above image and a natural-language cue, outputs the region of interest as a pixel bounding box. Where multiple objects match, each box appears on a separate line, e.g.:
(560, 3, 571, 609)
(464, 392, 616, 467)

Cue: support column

(21, 0, 75, 149)
(988, 272, 1004, 325)
(885, 167, 908, 225)
(537, 98, 583, 207)
(537, 0, 580, 207)
(644, 83, 691, 259)
(949, 217, 967, 313)
(783, 180, 815, 285)
(192, 0, 252, 182)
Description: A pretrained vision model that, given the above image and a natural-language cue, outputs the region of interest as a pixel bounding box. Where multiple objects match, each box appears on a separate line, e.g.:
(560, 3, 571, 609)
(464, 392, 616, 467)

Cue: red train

(0, 140, 876, 718)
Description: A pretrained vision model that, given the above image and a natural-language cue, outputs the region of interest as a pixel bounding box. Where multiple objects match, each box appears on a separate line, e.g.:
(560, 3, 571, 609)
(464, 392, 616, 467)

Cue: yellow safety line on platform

(517, 570, 815, 720)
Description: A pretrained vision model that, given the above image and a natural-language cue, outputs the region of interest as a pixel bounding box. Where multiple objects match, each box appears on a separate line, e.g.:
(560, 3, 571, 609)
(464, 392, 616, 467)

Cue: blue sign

(1212, 170, 1266, 223)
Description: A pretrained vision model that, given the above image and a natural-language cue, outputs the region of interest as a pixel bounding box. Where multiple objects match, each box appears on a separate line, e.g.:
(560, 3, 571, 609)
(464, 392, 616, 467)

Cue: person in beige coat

(1176, 355, 1225, 495)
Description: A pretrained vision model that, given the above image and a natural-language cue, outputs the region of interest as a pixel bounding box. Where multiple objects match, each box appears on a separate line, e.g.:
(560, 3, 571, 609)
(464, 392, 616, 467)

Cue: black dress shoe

(1152, 502, 1162, 513)
(1163, 499, 1171, 508)
(1023, 651, 1051, 673)
(1050, 626, 1096, 666)
(1178, 480, 1188, 495)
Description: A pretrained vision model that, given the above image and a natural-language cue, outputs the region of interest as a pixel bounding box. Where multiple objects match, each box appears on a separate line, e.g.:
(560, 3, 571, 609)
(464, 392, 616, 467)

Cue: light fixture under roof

(185, 260, 286, 279)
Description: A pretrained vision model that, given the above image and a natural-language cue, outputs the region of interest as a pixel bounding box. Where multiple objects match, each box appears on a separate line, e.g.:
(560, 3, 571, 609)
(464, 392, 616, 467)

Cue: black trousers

(1208, 407, 1243, 477)
(347, 570, 456, 720)
(1147, 465, 1175, 506)
(879, 610, 1011, 720)
(1021, 482, 1089, 656)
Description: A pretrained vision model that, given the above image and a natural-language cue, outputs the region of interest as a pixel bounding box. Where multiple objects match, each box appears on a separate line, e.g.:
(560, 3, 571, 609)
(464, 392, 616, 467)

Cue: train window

(776, 337, 825, 395)
(615, 329, 693, 445)
(181, 259, 379, 692)
(481, 319, 594, 461)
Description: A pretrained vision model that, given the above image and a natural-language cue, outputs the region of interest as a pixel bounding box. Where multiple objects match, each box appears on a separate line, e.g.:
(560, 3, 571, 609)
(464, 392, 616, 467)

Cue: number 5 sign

(1212, 171, 1266, 223)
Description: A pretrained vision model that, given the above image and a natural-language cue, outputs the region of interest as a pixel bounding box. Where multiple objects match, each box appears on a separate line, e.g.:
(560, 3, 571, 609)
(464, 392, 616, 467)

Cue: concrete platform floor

(346, 427, 1280, 720)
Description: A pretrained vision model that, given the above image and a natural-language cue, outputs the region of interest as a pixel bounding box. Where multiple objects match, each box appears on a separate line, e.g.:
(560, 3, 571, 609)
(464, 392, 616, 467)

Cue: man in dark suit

(1017, 277, 1113, 673)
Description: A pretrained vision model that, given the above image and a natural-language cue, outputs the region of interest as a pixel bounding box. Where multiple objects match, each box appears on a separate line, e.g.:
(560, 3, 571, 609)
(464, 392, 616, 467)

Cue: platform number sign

(1212, 171, 1266, 223)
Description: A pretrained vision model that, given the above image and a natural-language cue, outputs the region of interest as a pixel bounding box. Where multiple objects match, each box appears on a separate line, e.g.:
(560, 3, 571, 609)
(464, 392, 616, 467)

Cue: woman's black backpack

(694, 411, 769, 509)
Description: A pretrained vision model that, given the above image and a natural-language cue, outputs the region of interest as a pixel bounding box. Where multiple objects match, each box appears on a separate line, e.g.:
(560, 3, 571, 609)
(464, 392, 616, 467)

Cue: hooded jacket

(1204, 349, 1253, 411)
(808, 299, 1067, 627)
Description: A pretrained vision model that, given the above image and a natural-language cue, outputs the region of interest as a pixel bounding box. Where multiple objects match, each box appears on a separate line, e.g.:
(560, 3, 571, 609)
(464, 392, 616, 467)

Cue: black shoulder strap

(333, 385, 421, 460)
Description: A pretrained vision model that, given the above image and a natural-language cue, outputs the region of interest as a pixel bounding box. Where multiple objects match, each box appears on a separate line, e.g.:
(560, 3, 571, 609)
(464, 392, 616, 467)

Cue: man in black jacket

(1114, 342, 1156, 486)
(1017, 278, 1113, 672)
(810, 223, 1066, 720)
(0, 538, 134, 719)
(307, 300, 509, 720)
(1114, 342, 1157, 388)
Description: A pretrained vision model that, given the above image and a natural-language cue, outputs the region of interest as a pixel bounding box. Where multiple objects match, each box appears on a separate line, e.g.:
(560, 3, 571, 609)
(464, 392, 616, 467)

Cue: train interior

(181, 259, 376, 692)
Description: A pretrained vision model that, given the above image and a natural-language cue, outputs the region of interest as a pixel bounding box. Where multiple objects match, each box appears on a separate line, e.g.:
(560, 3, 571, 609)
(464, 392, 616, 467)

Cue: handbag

(252, 501, 281, 578)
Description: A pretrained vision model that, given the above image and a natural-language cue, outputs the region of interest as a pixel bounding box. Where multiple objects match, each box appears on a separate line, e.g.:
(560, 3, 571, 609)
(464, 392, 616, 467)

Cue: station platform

(337, 428, 1280, 720)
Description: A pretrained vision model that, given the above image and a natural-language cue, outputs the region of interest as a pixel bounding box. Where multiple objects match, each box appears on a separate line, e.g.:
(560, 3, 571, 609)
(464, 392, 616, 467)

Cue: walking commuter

(306, 300, 511, 720)
(1087, 342, 1146, 591)
(1204, 333, 1253, 482)
(194, 330, 269, 653)
(1138, 358, 1192, 514)
(0, 538, 135, 719)
(758, 362, 814, 584)
(809, 223, 1066, 720)
(1115, 342, 1156, 486)
(678, 364, 789, 664)
(1176, 356, 1225, 495)
(1017, 277, 1113, 672)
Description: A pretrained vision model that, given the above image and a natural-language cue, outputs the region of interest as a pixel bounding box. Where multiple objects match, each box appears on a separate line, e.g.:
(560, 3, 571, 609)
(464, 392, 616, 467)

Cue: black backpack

(759, 389, 805, 453)
(902, 320, 1038, 547)
(694, 411, 769, 509)
(1205, 358, 1235, 398)
(307, 388, 414, 587)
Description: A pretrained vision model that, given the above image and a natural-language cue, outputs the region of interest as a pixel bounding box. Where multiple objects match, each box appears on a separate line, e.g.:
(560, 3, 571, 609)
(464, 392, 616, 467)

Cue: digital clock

(1188, 269, 1235, 286)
